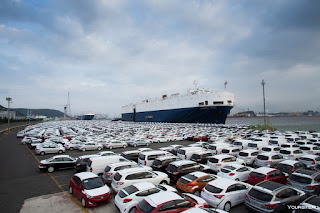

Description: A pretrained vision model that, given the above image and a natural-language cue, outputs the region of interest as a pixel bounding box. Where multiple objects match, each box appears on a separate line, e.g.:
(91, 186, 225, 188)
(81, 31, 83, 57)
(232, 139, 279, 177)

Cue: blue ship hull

(121, 106, 233, 123)
(77, 114, 95, 120)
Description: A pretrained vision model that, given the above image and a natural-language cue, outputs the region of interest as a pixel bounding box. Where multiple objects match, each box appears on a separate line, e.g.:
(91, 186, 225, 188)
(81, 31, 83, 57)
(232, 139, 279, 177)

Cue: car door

(72, 176, 83, 199)
(226, 184, 240, 205)
(235, 183, 249, 205)
(63, 157, 75, 169)
(236, 167, 250, 181)
(174, 199, 193, 212)
(158, 200, 177, 213)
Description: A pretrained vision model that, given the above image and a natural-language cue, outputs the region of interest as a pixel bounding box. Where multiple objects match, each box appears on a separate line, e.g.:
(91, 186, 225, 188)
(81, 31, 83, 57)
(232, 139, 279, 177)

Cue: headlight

(86, 194, 93, 199)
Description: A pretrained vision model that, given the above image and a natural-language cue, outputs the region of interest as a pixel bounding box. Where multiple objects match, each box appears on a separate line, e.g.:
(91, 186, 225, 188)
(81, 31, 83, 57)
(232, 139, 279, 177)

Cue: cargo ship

(76, 113, 95, 120)
(121, 88, 234, 123)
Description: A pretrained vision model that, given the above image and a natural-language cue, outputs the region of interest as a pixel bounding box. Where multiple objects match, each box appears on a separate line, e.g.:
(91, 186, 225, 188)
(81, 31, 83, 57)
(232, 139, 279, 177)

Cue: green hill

(0, 105, 64, 118)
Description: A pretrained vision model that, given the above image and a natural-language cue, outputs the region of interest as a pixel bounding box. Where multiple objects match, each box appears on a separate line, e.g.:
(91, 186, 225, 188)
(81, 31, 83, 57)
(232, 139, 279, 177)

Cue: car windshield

(138, 199, 155, 213)
(119, 185, 139, 198)
(83, 177, 104, 190)
(205, 184, 223, 193)
(239, 152, 249, 157)
(290, 174, 312, 184)
(248, 189, 273, 202)
(167, 164, 178, 173)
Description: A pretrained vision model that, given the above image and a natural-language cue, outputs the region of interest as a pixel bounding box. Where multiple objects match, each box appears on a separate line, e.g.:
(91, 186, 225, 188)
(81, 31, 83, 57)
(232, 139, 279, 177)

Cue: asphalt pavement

(0, 129, 247, 213)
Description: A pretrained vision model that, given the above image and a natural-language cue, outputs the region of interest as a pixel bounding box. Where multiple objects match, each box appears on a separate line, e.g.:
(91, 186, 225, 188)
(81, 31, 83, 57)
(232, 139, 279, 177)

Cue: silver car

(35, 143, 65, 155)
(287, 169, 320, 195)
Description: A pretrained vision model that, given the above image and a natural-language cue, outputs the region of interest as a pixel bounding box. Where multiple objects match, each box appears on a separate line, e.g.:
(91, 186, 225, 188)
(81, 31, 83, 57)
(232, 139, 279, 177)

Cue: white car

(64, 140, 82, 150)
(207, 154, 245, 172)
(153, 136, 169, 143)
(279, 148, 304, 160)
(78, 142, 103, 151)
(104, 140, 127, 149)
(299, 145, 320, 155)
(217, 164, 253, 182)
(237, 149, 260, 166)
(299, 154, 320, 169)
(201, 178, 251, 211)
(261, 145, 281, 153)
(221, 147, 241, 156)
(111, 168, 170, 193)
(114, 182, 176, 213)
(35, 143, 65, 155)
(98, 151, 118, 157)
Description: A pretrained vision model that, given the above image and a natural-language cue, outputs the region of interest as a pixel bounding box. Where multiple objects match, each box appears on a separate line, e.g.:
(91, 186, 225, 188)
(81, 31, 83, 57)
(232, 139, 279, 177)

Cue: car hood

(84, 185, 110, 197)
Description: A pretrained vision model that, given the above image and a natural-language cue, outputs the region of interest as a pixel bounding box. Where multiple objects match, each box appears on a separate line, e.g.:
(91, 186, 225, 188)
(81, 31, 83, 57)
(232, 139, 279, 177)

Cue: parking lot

(0, 127, 246, 213)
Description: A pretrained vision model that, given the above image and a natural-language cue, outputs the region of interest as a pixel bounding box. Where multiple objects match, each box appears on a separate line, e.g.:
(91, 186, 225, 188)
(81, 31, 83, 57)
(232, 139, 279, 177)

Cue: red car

(193, 136, 209, 142)
(248, 167, 288, 185)
(135, 191, 207, 213)
(69, 172, 112, 207)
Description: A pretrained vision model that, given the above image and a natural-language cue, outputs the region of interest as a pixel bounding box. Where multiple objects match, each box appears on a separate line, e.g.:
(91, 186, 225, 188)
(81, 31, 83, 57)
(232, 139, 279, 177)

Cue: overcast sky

(0, 0, 319, 117)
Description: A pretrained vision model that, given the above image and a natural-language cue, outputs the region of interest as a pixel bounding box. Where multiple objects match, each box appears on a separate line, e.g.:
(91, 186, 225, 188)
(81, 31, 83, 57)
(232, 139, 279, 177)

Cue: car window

(237, 167, 249, 172)
(141, 172, 153, 179)
(136, 188, 160, 197)
(226, 184, 237, 192)
(175, 200, 192, 209)
(126, 173, 139, 180)
(73, 176, 82, 186)
(63, 157, 73, 162)
(276, 189, 290, 199)
(51, 158, 63, 162)
(268, 171, 276, 178)
(160, 201, 176, 212)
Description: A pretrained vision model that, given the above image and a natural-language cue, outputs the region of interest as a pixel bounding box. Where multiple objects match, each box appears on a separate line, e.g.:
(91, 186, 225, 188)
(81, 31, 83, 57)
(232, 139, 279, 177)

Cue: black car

(151, 156, 179, 172)
(120, 150, 140, 162)
(166, 160, 212, 183)
(39, 155, 76, 173)
(74, 154, 99, 173)
(190, 151, 213, 164)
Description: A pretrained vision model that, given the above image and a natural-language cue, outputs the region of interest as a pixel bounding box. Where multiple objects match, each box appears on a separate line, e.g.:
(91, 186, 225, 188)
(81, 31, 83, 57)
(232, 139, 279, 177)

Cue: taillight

(216, 164, 221, 166)
(257, 148, 258, 150)
(265, 203, 279, 209)
(197, 159, 202, 161)
(40, 163, 45, 166)
(306, 185, 318, 189)
(106, 173, 113, 176)
(214, 195, 225, 199)
(123, 198, 132, 203)
(144, 160, 147, 165)
(291, 167, 295, 173)
(117, 182, 124, 185)
(173, 172, 180, 175)
(229, 173, 235, 176)
(187, 183, 193, 187)
(313, 160, 316, 164)
(90, 168, 92, 172)
(203, 203, 209, 208)
(185, 156, 187, 159)
(245, 194, 249, 199)
(157, 165, 163, 168)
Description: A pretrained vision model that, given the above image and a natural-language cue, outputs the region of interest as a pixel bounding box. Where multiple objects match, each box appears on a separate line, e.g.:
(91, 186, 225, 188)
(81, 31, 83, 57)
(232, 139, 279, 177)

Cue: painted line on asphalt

(25, 145, 89, 213)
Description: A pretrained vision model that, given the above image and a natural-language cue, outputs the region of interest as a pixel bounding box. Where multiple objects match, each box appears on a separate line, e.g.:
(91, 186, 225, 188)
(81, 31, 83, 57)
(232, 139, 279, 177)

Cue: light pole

(6, 97, 12, 131)
(261, 80, 266, 127)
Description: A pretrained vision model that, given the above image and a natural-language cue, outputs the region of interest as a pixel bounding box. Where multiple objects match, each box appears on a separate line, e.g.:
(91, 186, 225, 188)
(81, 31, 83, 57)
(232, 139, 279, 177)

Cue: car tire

(235, 178, 240, 181)
(224, 202, 231, 212)
(58, 150, 63, 154)
(158, 140, 160, 143)
(160, 180, 168, 185)
(82, 148, 86, 152)
(70, 147, 73, 151)
(48, 166, 54, 173)
(134, 144, 137, 147)
(147, 143, 150, 146)
(97, 147, 102, 150)
(123, 145, 127, 148)
(109, 146, 113, 149)
(129, 207, 136, 213)
(40, 151, 45, 155)
(194, 190, 201, 197)
(69, 186, 73, 194)
(81, 198, 86, 207)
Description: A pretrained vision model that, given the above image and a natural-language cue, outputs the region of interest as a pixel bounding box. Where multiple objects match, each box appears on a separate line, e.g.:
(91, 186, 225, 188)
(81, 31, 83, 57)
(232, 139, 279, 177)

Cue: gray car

(287, 170, 320, 195)
(245, 180, 307, 213)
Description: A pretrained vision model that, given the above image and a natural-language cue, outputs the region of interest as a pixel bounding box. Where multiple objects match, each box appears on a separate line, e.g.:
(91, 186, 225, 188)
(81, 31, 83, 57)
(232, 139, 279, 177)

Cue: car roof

(192, 151, 212, 155)
(156, 156, 178, 161)
(189, 171, 209, 178)
(222, 164, 245, 170)
(211, 154, 234, 159)
(122, 150, 140, 154)
(256, 180, 286, 192)
(139, 150, 168, 155)
(52, 155, 71, 158)
(108, 161, 136, 168)
(116, 167, 152, 175)
(240, 149, 259, 153)
(129, 182, 155, 191)
(170, 160, 196, 166)
(279, 160, 299, 166)
(258, 152, 279, 157)
(208, 177, 237, 188)
(75, 172, 98, 180)
(300, 154, 319, 159)
(145, 191, 182, 206)
(293, 169, 319, 177)
(253, 167, 276, 174)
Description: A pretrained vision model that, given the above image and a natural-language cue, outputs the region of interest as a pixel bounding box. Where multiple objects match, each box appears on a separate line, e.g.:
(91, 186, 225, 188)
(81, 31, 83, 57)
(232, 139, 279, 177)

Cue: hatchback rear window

(153, 159, 162, 166)
(248, 189, 273, 202)
(300, 147, 311, 151)
(280, 150, 291, 155)
(251, 172, 266, 178)
(257, 155, 269, 160)
(239, 152, 249, 157)
(138, 199, 155, 213)
(248, 143, 257, 148)
(114, 173, 122, 181)
(183, 174, 198, 182)
(300, 157, 313, 162)
(221, 168, 231, 173)
(221, 149, 229, 153)
(205, 184, 223, 193)
(233, 142, 242, 146)
(208, 158, 219, 163)
(167, 164, 178, 173)
(262, 147, 271, 152)
(104, 166, 111, 172)
(139, 154, 146, 160)
(177, 149, 186, 155)
(289, 174, 312, 184)
(208, 145, 216, 150)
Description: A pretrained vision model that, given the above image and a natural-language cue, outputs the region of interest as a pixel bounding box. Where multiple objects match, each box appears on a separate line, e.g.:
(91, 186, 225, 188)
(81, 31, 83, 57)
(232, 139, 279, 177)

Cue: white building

(0, 111, 16, 119)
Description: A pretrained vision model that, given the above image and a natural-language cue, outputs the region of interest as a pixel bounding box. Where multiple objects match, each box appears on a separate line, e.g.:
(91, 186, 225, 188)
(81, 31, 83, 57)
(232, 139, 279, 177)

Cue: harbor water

(226, 116, 320, 132)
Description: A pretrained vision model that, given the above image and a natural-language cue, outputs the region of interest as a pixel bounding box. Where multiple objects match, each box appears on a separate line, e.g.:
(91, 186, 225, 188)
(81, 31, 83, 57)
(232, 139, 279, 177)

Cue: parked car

(120, 150, 140, 162)
(207, 155, 245, 173)
(35, 143, 65, 155)
(300, 145, 320, 155)
(254, 152, 285, 168)
(114, 182, 176, 213)
(176, 171, 217, 196)
(248, 167, 288, 185)
(69, 172, 112, 207)
(237, 149, 260, 166)
(279, 148, 304, 160)
(207, 143, 231, 155)
(87, 155, 128, 176)
(293, 195, 320, 213)
(111, 168, 170, 193)
(98, 151, 118, 157)
(221, 147, 241, 156)
(104, 140, 127, 149)
(151, 156, 179, 173)
(64, 140, 82, 150)
(261, 145, 281, 153)
(78, 142, 103, 151)
(135, 191, 207, 213)
(277, 160, 306, 175)
(245, 180, 307, 213)
(166, 160, 213, 183)
(127, 140, 151, 147)
(217, 164, 253, 182)
(190, 151, 213, 164)
(201, 177, 251, 211)
(299, 154, 320, 169)
(39, 155, 76, 173)
(74, 154, 100, 173)
(287, 169, 320, 195)
(181, 207, 228, 213)
(138, 151, 172, 166)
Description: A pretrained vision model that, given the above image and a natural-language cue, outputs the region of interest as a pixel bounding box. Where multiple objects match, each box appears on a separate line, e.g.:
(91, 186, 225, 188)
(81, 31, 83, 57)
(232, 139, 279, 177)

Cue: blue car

(127, 140, 150, 147)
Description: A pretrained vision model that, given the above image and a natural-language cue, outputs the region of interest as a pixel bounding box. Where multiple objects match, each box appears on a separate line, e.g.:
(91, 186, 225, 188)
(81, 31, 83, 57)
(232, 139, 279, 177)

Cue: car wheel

(40, 151, 45, 155)
(123, 145, 127, 148)
(48, 166, 54, 173)
(146, 143, 150, 146)
(69, 186, 73, 194)
(81, 198, 86, 207)
(194, 190, 201, 197)
(129, 207, 136, 213)
(70, 147, 73, 151)
(109, 146, 113, 149)
(158, 140, 160, 143)
(82, 148, 86, 152)
(224, 202, 231, 212)
(97, 146, 102, 150)
(134, 144, 137, 147)
(160, 180, 168, 185)
(235, 178, 240, 181)
(58, 150, 63, 154)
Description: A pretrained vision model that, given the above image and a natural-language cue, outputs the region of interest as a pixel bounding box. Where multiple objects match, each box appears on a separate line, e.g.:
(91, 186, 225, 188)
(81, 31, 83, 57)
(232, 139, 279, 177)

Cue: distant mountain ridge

(0, 105, 64, 118)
